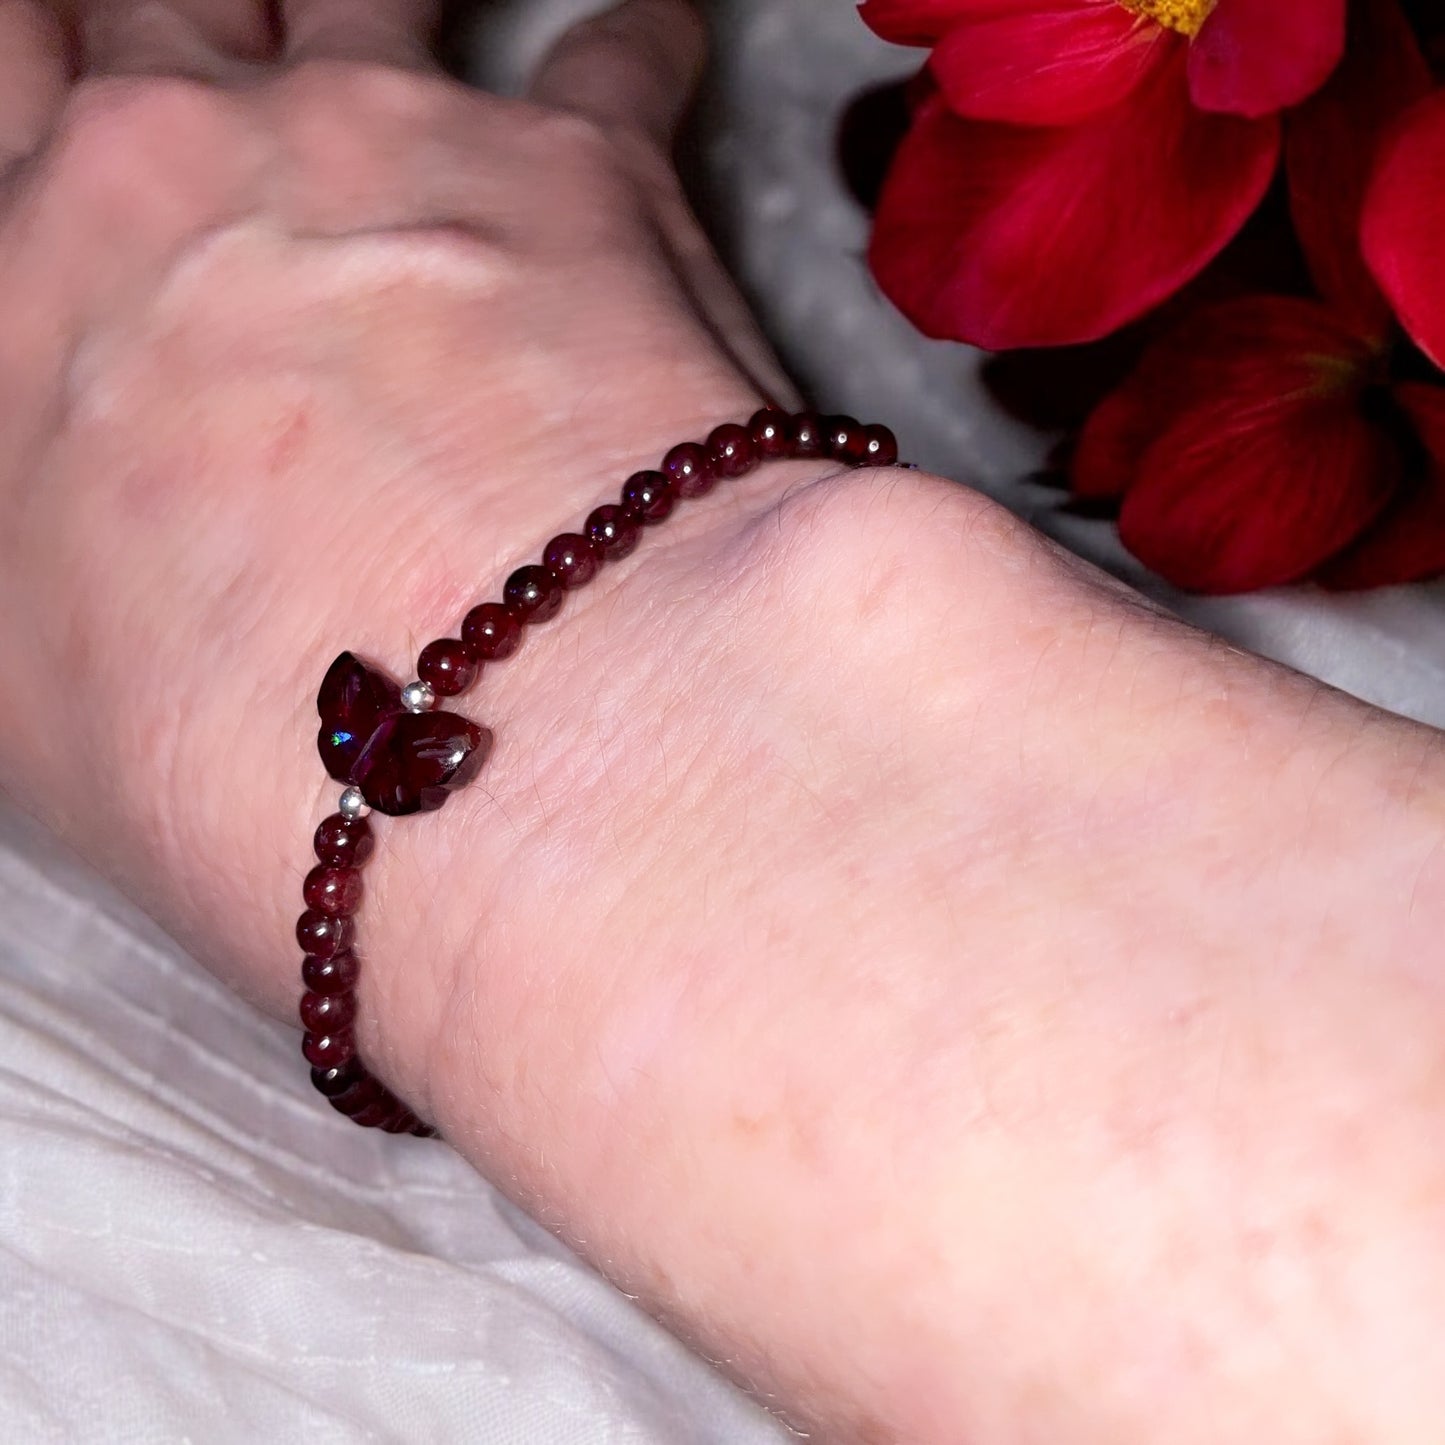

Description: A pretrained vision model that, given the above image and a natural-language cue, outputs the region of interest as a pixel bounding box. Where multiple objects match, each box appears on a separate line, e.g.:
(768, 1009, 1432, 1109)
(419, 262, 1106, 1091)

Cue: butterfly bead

(316, 651, 490, 816)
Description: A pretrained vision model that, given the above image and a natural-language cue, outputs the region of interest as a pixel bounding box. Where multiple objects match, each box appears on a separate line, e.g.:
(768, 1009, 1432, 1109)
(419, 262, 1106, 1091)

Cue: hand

(0, 0, 792, 997)
(6, 5, 1445, 1444)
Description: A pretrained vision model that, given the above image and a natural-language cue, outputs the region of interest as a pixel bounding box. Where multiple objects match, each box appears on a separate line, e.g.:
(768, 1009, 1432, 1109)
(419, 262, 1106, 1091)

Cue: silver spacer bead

(401, 680, 436, 713)
(338, 786, 370, 820)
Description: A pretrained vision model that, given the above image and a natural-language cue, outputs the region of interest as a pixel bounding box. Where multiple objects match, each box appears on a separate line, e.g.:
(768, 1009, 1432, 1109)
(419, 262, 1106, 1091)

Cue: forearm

(12, 400, 1445, 1439)
(4, 5, 1443, 1434)
(279, 469, 1445, 1440)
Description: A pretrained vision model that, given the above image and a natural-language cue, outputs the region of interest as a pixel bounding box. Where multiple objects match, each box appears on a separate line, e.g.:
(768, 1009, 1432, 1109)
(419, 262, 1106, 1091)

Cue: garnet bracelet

(297, 407, 900, 1137)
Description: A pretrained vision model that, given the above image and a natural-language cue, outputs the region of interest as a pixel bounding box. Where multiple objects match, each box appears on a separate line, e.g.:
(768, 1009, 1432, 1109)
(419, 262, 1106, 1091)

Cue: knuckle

(519, 110, 647, 245)
(45, 75, 238, 209)
(279, 57, 454, 130)
(528, 109, 625, 180)
(272, 60, 477, 202)
(60, 73, 229, 159)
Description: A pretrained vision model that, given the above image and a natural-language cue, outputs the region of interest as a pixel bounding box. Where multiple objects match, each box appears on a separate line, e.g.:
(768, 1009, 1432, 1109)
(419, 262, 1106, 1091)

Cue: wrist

(402, 481, 1445, 1440)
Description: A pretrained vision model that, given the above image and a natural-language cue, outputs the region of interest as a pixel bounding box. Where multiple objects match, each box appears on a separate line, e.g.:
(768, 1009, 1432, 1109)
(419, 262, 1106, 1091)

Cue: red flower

(1070, 0, 1445, 593)
(864, 0, 1346, 348)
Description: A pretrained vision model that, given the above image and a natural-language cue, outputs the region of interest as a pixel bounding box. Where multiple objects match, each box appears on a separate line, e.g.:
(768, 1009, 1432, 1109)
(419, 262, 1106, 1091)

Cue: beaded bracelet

(297, 407, 900, 1137)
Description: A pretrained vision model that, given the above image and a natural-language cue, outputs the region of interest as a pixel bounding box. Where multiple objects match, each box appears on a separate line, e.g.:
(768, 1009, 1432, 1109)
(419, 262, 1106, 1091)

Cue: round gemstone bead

(585, 504, 641, 561)
(330, 1075, 383, 1117)
(382, 1109, 418, 1134)
(302, 1027, 356, 1069)
(790, 412, 826, 458)
(707, 423, 756, 478)
(310, 1059, 364, 1097)
(410, 1122, 438, 1138)
(313, 813, 374, 868)
(503, 564, 564, 624)
(822, 415, 870, 465)
(302, 950, 359, 995)
(861, 423, 899, 467)
(300, 989, 356, 1034)
(351, 1093, 401, 1128)
(749, 407, 792, 459)
(662, 441, 714, 499)
(621, 469, 674, 523)
(542, 532, 600, 589)
(461, 602, 522, 661)
(417, 639, 478, 696)
(296, 910, 353, 958)
(303, 865, 363, 917)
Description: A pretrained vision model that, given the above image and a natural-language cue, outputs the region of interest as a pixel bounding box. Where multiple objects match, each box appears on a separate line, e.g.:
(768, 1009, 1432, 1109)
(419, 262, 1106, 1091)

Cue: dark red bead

(315, 652, 401, 784)
(822, 415, 870, 465)
(585, 504, 641, 561)
(311, 1059, 364, 1097)
(662, 441, 714, 499)
(296, 910, 353, 957)
(503, 564, 564, 623)
(353, 710, 492, 816)
(461, 602, 522, 661)
(417, 638, 479, 697)
(302, 950, 359, 995)
(351, 1094, 401, 1129)
(790, 411, 825, 458)
(861, 423, 899, 467)
(302, 1027, 356, 1069)
(410, 1122, 439, 1138)
(749, 407, 792, 459)
(313, 813, 374, 868)
(300, 989, 356, 1034)
(382, 1108, 418, 1134)
(303, 864, 363, 917)
(542, 532, 600, 589)
(707, 423, 756, 479)
(621, 469, 674, 523)
(330, 1075, 383, 1117)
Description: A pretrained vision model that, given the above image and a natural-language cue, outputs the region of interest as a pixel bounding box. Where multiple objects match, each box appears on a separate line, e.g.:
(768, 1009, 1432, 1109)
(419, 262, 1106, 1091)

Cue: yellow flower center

(1117, 0, 1218, 37)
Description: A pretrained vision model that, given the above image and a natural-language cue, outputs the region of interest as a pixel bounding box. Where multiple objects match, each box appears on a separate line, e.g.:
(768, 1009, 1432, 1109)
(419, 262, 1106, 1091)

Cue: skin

(3, 1, 1445, 1440)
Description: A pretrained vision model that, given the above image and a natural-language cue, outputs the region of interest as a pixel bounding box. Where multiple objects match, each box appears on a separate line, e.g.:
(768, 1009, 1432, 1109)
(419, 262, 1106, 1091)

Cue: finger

(283, 0, 439, 66)
(74, 0, 276, 76)
(528, 0, 705, 149)
(0, 2, 68, 168)
(530, 0, 790, 402)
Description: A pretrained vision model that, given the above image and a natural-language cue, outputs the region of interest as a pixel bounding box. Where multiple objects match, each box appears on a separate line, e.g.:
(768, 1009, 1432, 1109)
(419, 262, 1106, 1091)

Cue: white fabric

(6, 1, 1445, 1440)
(0, 804, 787, 1445)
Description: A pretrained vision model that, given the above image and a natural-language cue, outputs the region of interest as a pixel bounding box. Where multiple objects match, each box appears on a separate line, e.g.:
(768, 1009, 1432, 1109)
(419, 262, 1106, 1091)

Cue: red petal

(1285, 0, 1430, 340)
(869, 58, 1279, 349)
(1318, 385, 1445, 589)
(930, 4, 1167, 126)
(1188, 0, 1346, 117)
(1115, 297, 1398, 593)
(1070, 313, 1217, 498)
(1362, 91, 1445, 369)
(859, 0, 1040, 46)
(1071, 384, 1156, 499)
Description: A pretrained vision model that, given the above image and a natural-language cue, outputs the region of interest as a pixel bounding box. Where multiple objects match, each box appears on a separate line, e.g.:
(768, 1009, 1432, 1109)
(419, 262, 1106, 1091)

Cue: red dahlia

(864, 0, 1347, 347)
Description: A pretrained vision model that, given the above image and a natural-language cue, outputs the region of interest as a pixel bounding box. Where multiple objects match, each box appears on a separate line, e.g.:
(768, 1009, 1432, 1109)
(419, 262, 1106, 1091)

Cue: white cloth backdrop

(5, 1, 1445, 1440)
